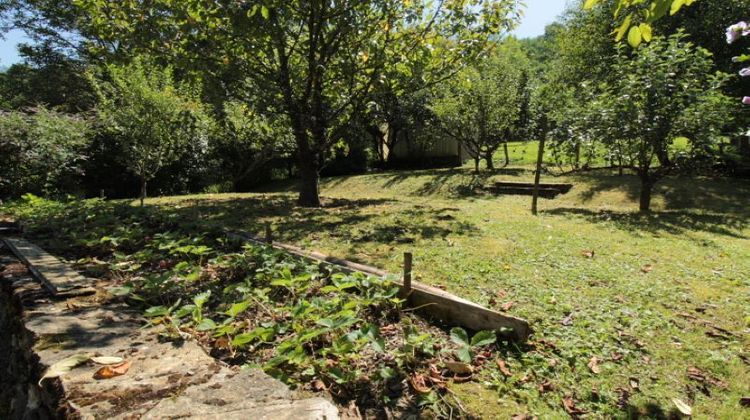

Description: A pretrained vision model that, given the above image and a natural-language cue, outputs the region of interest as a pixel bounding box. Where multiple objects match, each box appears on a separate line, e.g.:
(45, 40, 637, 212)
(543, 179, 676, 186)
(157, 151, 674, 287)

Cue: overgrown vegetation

(2, 193, 515, 417)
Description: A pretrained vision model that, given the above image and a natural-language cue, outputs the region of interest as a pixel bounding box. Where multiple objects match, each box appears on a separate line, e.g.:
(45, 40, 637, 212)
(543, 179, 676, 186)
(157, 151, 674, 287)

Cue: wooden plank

(3, 237, 95, 296)
(229, 231, 532, 342)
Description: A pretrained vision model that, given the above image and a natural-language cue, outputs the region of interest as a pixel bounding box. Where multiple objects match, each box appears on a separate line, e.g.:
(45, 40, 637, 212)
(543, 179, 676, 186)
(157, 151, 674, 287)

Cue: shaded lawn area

(140, 167, 750, 418)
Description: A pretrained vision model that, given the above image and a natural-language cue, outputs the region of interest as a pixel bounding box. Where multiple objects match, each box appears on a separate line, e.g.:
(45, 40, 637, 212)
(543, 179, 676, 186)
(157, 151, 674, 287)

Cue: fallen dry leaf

(311, 379, 326, 392)
(94, 360, 131, 380)
(39, 353, 91, 385)
(409, 373, 431, 394)
(562, 395, 586, 417)
(687, 367, 727, 389)
(511, 415, 536, 420)
(581, 250, 595, 259)
(445, 361, 474, 375)
(672, 398, 692, 416)
(615, 387, 631, 409)
(501, 301, 515, 312)
(611, 352, 624, 362)
(91, 356, 124, 365)
(629, 377, 640, 391)
(538, 381, 554, 393)
(496, 359, 512, 377)
(561, 313, 574, 326)
(641, 264, 654, 273)
(588, 356, 602, 374)
(214, 337, 231, 350)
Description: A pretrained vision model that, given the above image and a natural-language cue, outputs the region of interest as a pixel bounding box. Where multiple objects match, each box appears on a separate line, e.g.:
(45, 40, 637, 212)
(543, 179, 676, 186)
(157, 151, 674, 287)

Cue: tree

(0, 43, 95, 112)
(431, 45, 527, 173)
(91, 58, 212, 206)
(0, 106, 89, 198)
(594, 32, 732, 212)
(74, 0, 520, 207)
(215, 100, 295, 191)
(584, 0, 699, 47)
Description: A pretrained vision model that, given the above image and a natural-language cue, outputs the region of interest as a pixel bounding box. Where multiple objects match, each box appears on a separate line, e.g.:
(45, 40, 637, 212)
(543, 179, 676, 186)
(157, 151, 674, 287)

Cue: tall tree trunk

(474, 156, 480, 174)
(639, 174, 654, 213)
(503, 141, 510, 167)
(297, 154, 321, 207)
(574, 141, 581, 170)
(139, 176, 147, 207)
(531, 137, 546, 216)
(485, 151, 495, 170)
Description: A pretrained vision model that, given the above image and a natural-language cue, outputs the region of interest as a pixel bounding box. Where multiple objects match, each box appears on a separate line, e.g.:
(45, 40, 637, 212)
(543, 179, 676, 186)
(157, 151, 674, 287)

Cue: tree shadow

(155, 195, 478, 251)
(570, 172, 750, 216)
(544, 207, 748, 239)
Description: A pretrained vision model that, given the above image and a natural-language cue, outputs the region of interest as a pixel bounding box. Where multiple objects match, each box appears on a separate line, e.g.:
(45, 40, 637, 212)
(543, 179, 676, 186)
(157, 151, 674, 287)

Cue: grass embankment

(154, 166, 749, 418)
(3, 156, 749, 417)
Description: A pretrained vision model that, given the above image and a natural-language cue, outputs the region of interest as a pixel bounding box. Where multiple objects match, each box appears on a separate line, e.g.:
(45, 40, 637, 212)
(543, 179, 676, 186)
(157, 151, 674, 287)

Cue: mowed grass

(141, 160, 750, 418)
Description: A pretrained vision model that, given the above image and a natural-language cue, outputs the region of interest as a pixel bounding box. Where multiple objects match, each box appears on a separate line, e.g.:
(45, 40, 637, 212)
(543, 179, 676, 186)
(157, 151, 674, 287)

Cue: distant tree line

(0, 0, 748, 212)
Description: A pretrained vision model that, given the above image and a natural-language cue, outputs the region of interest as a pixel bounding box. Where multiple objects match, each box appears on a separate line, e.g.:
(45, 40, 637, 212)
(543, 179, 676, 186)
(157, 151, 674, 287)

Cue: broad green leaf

(450, 327, 470, 346)
(639, 24, 653, 42)
(196, 318, 217, 331)
(231, 333, 255, 347)
(193, 290, 211, 308)
(670, 0, 686, 16)
(470, 330, 497, 347)
(583, 0, 600, 9)
(627, 26, 642, 48)
(615, 14, 633, 42)
(456, 346, 472, 363)
(144, 305, 169, 317)
(226, 300, 251, 318)
(261, 6, 270, 19)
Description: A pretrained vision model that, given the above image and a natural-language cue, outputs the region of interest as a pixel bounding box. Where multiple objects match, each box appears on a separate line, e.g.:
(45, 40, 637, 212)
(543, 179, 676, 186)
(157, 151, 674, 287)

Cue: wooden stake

(531, 136, 547, 216)
(403, 252, 413, 293)
(265, 224, 273, 244)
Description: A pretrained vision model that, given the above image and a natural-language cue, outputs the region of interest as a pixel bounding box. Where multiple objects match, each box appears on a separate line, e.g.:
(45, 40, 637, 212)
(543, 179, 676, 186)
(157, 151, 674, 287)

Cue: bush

(0, 107, 90, 199)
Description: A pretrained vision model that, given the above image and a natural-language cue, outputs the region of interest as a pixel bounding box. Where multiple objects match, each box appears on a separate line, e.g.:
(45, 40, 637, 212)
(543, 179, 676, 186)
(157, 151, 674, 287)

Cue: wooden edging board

(2, 237, 95, 296)
(229, 231, 532, 342)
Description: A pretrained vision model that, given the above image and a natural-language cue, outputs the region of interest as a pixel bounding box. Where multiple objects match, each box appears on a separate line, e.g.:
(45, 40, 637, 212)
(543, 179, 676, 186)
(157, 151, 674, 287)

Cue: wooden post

(531, 137, 546, 216)
(403, 252, 413, 293)
(265, 224, 273, 244)
(100, 189, 106, 199)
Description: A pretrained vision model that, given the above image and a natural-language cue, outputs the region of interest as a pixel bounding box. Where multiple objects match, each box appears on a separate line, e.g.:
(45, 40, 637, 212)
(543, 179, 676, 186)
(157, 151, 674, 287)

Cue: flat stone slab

(3, 237, 95, 296)
(0, 242, 339, 419)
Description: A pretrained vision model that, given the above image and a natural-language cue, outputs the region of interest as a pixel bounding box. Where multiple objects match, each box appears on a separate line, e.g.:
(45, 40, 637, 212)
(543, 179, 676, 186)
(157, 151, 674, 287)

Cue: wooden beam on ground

(2, 237, 95, 296)
(229, 231, 532, 342)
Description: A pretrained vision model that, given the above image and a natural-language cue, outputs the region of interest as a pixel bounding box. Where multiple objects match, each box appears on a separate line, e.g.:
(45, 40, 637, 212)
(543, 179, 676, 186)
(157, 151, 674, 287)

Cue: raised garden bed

(485, 182, 574, 199)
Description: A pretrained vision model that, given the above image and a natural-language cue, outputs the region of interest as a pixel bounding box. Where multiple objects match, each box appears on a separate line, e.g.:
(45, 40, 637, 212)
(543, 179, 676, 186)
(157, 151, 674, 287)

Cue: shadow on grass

(570, 172, 750, 215)
(155, 195, 479, 248)
(544, 207, 748, 239)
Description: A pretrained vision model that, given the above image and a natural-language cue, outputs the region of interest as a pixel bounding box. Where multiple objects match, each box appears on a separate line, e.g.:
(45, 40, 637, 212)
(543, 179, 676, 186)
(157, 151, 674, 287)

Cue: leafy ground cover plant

(1, 194, 505, 417)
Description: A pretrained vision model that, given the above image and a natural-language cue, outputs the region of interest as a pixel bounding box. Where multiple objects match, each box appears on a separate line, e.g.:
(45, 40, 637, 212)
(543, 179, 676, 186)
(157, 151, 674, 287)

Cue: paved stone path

(0, 239, 339, 419)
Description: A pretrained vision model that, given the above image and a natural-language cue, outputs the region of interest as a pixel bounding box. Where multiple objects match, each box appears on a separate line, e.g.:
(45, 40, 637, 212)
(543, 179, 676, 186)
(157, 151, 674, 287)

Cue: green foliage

(1, 195, 499, 414)
(584, 0, 699, 46)
(0, 107, 90, 199)
(90, 57, 213, 203)
(431, 40, 530, 171)
(570, 32, 732, 211)
(73, 0, 522, 206)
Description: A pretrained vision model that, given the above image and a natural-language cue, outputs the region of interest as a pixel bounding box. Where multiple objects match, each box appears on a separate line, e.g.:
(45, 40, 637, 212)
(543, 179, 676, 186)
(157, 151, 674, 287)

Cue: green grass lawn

(133, 166, 750, 418)
(4, 163, 748, 418)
